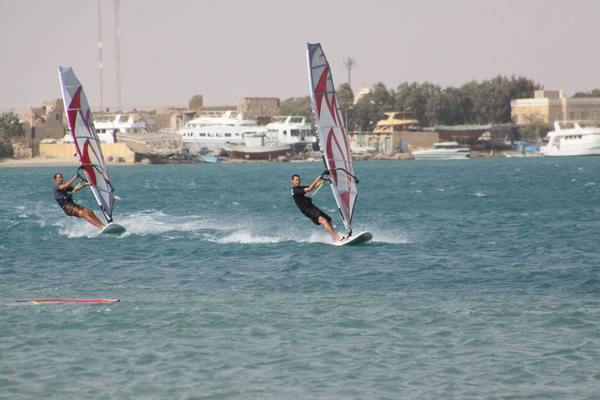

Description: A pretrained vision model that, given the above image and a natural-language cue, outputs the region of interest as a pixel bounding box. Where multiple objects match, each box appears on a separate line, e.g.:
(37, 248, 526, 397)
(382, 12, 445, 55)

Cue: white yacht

(540, 121, 600, 156)
(175, 111, 267, 153)
(61, 113, 148, 144)
(412, 141, 470, 160)
(266, 116, 316, 144)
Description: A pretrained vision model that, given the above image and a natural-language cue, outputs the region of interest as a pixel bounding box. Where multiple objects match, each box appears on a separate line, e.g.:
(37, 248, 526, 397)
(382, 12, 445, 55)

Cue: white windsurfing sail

(306, 43, 358, 236)
(58, 66, 115, 223)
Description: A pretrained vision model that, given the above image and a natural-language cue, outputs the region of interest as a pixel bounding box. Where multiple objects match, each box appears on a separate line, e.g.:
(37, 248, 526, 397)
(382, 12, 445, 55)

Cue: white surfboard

(332, 231, 372, 246)
(100, 222, 126, 235)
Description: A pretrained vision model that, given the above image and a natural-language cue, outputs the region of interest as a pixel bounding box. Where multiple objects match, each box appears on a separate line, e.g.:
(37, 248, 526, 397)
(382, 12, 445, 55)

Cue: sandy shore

(0, 157, 136, 168)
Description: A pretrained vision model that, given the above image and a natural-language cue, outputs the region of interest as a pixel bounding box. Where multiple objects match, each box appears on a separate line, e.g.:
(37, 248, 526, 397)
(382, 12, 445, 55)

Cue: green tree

(280, 97, 313, 119)
(572, 89, 600, 98)
(394, 82, 441, 125)
(425, 87, 473, 125)
(352, 82, 395, 131)
(518, 114, 551, 141)
(0, 112, 25, 157)
(0, 112, 25, 141)
(462, 75, 540, 124)
(336, 83, 354, 112)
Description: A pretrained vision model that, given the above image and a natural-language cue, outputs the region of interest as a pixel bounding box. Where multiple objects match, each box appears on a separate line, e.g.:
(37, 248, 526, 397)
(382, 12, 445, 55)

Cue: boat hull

(540, 144, 600, 156)
(223, 144, 291, 160)
(540, 121, 600, 156)
(412, 149, 470, 160)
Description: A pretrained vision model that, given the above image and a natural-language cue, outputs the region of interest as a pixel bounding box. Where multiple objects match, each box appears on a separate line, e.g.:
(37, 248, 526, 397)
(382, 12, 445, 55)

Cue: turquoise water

(1, 158, 599, 399)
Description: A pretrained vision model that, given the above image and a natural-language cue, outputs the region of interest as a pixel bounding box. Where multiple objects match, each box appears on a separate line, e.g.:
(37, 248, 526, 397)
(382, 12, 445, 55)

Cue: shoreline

(0, 156, 135, 168)
(0, 150, 505, 168)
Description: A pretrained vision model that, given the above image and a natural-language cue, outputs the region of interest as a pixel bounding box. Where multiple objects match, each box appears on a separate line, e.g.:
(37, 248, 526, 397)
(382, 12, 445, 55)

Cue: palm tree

(342, 57, 358, 91)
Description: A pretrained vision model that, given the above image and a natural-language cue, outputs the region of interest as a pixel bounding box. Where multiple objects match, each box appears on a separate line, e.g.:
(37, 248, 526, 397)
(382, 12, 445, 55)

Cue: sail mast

(58, 67, 115, 223)
(306, 43, 358, 235)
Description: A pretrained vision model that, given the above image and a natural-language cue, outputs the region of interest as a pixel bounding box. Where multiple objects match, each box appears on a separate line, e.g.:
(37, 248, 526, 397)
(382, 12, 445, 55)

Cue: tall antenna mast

(113, 0, 122, 111)
(97, 0, 104, 111)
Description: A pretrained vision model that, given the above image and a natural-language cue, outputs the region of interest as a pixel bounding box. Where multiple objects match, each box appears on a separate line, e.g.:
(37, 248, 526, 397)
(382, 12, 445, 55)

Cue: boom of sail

(306, 43, 358, 235)
(58, 66, 115, 223)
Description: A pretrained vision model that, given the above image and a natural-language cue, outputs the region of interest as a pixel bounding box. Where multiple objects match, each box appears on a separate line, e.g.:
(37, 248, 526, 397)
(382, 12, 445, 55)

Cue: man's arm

(304, 175, 325, 193)
(71, 182, 89, 193)
(58, 175, 78, 190)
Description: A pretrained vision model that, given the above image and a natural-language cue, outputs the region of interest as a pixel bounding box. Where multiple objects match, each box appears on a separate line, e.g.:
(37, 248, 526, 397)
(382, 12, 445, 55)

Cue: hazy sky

(2, 0, 599, 113)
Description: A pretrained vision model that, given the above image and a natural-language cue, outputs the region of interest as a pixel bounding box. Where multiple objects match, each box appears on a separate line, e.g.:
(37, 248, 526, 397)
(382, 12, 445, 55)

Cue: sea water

(1, 157, 599, 399)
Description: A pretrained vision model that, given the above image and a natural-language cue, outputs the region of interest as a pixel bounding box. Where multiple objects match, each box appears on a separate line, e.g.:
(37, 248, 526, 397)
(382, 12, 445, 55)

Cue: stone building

(511, 90, 600, 124)
(20, 99, 66, 156)
(238, 97, 280, 124)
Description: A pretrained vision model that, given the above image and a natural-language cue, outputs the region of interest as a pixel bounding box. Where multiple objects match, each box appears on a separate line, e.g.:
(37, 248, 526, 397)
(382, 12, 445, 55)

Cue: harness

(55, 192, 74, 209)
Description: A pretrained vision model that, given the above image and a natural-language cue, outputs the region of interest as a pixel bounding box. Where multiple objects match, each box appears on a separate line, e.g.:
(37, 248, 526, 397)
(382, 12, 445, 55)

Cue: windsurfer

(291, 174, 343, 242)
(53, 173, 106, 229)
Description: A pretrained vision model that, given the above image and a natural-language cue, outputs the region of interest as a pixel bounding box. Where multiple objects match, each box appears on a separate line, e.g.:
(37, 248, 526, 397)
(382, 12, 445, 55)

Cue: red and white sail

(306, 43, 358, 235)
(58, 67, 115, 223)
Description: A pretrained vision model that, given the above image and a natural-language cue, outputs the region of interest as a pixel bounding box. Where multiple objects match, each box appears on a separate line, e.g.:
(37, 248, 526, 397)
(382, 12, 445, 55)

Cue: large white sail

(306, 43, 358, 235)
(58, 66, 115, 223)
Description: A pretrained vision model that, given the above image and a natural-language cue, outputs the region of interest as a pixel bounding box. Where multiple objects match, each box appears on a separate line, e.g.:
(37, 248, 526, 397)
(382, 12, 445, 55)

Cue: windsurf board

(100, 222, 126, 235)
(333, 231, 372, 246)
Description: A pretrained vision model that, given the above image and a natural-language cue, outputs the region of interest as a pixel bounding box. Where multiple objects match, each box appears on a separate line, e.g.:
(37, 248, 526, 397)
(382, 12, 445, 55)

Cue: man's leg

(318, 216, 340, 241)
(79, 208, 106, 229)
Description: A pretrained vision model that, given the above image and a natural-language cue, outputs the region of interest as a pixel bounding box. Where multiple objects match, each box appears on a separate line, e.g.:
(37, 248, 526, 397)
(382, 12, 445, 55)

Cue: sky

(2, 0, 600, 114)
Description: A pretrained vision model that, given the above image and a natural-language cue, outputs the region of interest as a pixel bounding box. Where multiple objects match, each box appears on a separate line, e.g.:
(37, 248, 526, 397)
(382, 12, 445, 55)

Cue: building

(511, 90, 600, 124)
(347, 112, 436, 154)
(346, 112, 490, 154)
(238, 97, 280, 124)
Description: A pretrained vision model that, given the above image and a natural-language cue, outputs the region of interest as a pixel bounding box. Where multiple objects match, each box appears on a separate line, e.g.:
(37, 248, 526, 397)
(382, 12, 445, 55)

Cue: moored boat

(539, 121, 600, 156)
(223, 133, 291, 160)
(175, 111, 267, 153)
(61, 113, 148, 144)
(197, 156, 220, 163)
(266, 116, 317, 152)
(412, 141, 470, 160)
(503, 141, 542, 157)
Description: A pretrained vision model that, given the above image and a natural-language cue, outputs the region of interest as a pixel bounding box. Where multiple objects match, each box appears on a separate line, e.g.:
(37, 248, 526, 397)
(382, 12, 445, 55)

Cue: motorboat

(175, 111, 267, 153)
(540, 121, 600, 156)
(266, 116, 317, 152)
(503, 141, 542, 157)
(61, 113, 148, 144)
(412, 141, 470, 160)
(223, 133, 291, 160)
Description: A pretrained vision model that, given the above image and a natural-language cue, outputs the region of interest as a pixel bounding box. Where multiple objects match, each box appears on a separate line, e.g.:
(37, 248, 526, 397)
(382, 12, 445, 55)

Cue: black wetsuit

(291, 186, 332, 225)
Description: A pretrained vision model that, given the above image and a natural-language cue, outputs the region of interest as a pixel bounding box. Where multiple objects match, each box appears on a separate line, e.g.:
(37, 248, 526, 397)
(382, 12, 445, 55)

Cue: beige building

(348, 131, 438, 154)
(238, 97, 280, 123)
(511, 90, 600, 124)
(347, 112, 438, 154)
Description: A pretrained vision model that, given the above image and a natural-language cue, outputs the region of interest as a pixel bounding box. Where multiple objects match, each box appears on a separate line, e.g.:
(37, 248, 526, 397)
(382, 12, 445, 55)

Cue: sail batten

(58, 67, 115, 223)
(306, 43, 358, 235)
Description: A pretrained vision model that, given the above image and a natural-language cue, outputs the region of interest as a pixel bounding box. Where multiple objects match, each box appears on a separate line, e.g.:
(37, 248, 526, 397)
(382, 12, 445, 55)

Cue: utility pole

(113, 0, 121, 111)
(97, 0, 104, 111)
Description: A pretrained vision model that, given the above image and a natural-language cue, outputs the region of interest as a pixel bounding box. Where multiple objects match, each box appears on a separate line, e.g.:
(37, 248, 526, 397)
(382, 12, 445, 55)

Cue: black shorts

(301, 205, 332, 225)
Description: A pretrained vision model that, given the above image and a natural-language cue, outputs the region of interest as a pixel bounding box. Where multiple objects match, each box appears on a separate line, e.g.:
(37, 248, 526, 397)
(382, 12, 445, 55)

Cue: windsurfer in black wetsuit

(291, 174, 343, 242)
(53, 173, 106, 229)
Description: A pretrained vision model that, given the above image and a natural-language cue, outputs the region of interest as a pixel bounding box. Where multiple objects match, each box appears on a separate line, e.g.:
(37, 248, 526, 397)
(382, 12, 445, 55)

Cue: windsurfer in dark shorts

(291, 174, 343, 242)
(53, 173, 106, 229)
